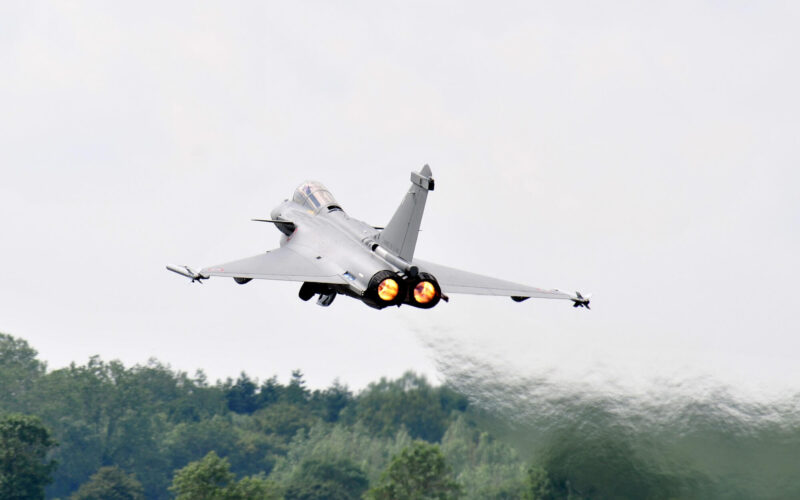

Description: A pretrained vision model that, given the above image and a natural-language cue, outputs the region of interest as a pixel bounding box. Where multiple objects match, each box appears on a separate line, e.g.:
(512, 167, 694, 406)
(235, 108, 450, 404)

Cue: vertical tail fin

(377, 165, 435, 262)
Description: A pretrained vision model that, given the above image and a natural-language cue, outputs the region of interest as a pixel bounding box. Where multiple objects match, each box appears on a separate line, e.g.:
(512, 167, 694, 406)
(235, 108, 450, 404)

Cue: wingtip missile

(166, 264, 207, 283)
(571, 291, 592, 309)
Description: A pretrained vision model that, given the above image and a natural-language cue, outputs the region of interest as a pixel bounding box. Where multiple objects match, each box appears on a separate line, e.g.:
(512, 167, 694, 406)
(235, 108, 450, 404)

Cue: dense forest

(1, 332, 556, 499)
(5, 332, 800, 499)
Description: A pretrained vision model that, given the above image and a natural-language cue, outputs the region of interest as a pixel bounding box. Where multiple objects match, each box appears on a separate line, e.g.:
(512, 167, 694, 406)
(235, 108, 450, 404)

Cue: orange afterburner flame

(377, 278, 399, 301)
(413, 281, 437, 304)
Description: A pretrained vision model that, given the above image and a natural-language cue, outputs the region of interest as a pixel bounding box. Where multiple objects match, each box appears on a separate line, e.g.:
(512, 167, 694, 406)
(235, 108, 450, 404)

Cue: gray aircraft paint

(378, 164, 433, 262)
(167, 166, 590, 310)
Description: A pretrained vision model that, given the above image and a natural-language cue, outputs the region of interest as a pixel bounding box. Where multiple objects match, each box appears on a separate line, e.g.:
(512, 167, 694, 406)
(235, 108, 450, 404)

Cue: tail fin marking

(377, 165, 434, 262)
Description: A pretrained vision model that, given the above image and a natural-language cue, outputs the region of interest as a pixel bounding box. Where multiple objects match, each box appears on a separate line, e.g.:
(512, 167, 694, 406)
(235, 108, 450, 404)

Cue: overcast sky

(2, 2, 799, 396)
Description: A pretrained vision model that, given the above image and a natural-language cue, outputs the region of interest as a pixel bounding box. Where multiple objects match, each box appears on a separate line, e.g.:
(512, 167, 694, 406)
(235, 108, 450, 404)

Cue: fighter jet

(167, 165, 591, 310)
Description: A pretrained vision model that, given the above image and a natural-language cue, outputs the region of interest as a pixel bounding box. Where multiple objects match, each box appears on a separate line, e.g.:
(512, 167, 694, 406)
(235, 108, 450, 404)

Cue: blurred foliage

(441, 415, 529, 499)
(0, 333, 497, 499)
(170, 451, 281, 500)
(8, 331, 782, 499)
(283, 457, 368, 500)
(0, 413, 58, 500)
(268, 423, 414, 485)
(366, 441, 462, 500)
(345, 372, 467, 442)
(69, 465, 144, 500)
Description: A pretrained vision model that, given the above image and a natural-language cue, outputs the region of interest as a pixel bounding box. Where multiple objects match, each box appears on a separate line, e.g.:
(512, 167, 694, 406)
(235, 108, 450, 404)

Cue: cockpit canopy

(292, 181, 342, 213)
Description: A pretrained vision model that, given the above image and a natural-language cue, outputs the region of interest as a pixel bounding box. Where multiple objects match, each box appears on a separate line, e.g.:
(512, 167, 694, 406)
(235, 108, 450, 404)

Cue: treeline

(1, 333, 558, 499)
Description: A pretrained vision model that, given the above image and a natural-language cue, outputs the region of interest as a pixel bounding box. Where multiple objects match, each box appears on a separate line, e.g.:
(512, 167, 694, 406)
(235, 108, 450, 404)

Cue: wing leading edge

(200, 247, 347, 284)
(413, 259, 584, 303)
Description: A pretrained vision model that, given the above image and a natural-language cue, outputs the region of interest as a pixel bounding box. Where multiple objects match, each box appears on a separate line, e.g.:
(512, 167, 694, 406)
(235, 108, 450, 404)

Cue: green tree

(352, 373, 454, 442)
(170, 451, 281, 500)
(225, 373, 259, 414)
(33, 358, 170, 498)
(284, 457, 368, 500)
(258, 376, 284, 408)
(164, 415, 277, 478)
(440, 415, 529, 500)
(164, 417, 240, 472)
(0, 413, 57, 500)
(170, 451, 235, 500)
(0, 333, 46, 412)
(33, 356, 223, 498)
(255, 402, 319, 443)
(231, 475, 283, 500)
(284, 370, 310, 405)
(522, 466, 553, 500)
(70, 465, 144, 500)
(266, 422, 413, 487)
(47, 417, 104, 496)
(309, 381, 353, 423)
(367, 441, 461, 500)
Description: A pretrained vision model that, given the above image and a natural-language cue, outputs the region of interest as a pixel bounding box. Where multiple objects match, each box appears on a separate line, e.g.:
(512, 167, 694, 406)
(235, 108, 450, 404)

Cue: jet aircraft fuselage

(167, 166, 590, 310)
(249, 184, 439, 308)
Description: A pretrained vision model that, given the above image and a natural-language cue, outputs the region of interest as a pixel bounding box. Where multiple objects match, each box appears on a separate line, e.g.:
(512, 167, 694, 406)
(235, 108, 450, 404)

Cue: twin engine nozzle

(366, 270, 442, 309)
